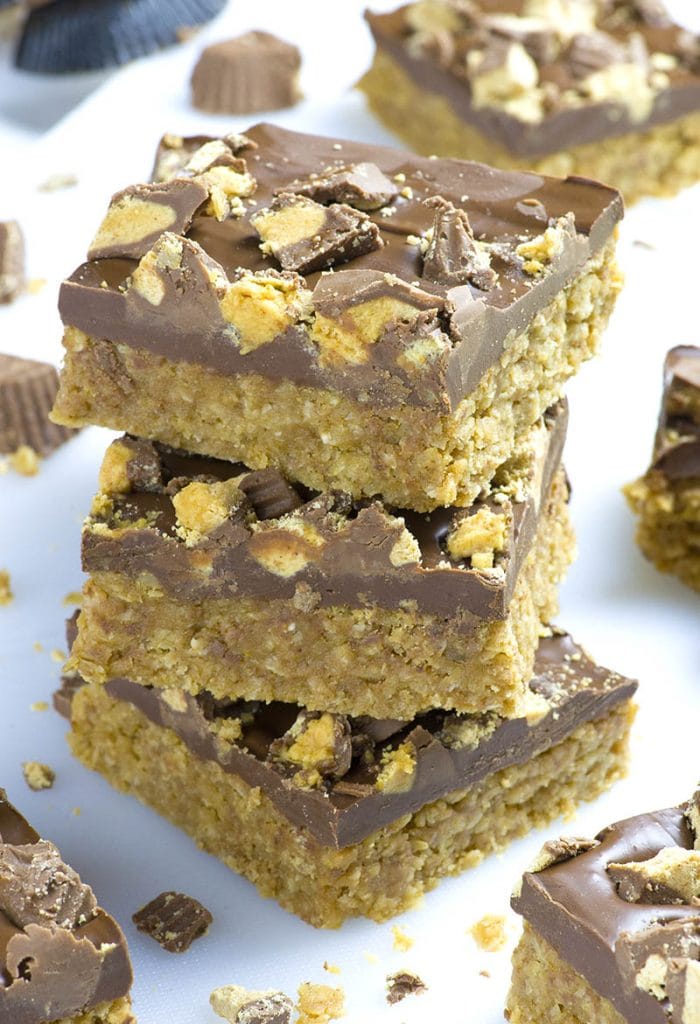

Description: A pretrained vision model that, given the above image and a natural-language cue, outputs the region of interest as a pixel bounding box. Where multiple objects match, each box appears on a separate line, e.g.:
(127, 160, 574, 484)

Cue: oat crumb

(9, 445, 40, 476)
(296, 982, 344, 1024)
(391, 925, 414, 952)
(479, 969, 491, 978)
(469, 914, 508, 952)
(63, 591, 83, 607)
(38, 172, 78, 192)
(363, 951, 379, 964)
(0, 570, 13, 605)
(71, 806, 81, 816)
(51, 648, 67, 664)
(27, 278, 47, 295)
(22, 761, 55, 791)
(33, 641, 44, 653)
(323, 962, 341, 975)
(30, 701, 49, 712)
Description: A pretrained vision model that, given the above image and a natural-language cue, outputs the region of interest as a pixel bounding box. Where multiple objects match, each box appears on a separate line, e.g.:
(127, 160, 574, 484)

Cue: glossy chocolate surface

(652, 345, 700, 480)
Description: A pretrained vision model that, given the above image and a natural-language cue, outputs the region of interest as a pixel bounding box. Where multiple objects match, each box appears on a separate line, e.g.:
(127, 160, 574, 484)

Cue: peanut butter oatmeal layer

(361, 2, 700, 205)
(625, 347, 700, 593)
(62, 632, 636, 927)
(68, 411, 574, 719)
(51, 123, 622, 511)
(508, 792, 700, 1024)
(0, 791, 134, 1024)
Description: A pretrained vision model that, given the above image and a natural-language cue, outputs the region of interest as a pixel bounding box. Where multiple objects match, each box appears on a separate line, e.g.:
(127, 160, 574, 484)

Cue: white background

(0, 3, 698, 1022)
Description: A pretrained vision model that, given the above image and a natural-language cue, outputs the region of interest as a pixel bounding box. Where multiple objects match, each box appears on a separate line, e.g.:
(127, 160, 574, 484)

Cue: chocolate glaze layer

(0, 792, 132, 1024)
(59, 631, 636, 850)
(58, 123, 622, 412)
(513, 803, 700, 1024)
(366, 5, 700, 159)
(82, 403, 567, 623)
(652, 345, 700, 480)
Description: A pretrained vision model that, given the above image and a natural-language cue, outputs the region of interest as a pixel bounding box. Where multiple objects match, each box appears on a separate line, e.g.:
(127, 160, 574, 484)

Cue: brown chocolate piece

(58, 631, 637, 849)
(385, 971, 428, 1004)
(211, 985, 294, 1024)
(88, 178, 209, 261)
(284, 162, 399, 210)
(0, 221, 24, 303)
(529, 836, 600, 872)
(651, 346, 700, 481)
(81, 401, 567, 621)
(0, 354, 75, 456)
(191, 31, 301, 114)
(269, 711, 353, 782)
(566, 31, 629, 79)
(0, 790, 133, 1024)
(58, 123, 622, 414)
(422, 196, 497, 289)
(512, 801, 700, 1024)
(132, 890, 212, 952)
(251, 192, 383, 274)
(607, 848, 700, 905)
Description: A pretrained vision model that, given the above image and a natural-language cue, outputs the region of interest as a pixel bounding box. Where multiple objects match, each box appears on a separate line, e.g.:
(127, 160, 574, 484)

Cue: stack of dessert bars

(51, 123, 637, 929)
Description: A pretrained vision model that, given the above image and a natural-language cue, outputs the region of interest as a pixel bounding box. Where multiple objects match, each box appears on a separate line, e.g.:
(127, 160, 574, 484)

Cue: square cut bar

(507, 791, 700, 1024)
(0, 790, 134, 1024)
(361, 1, 700, 205)
(59, 630, 637, 929)
(50, 122, 623, 512)
(625, 346, 700, 593)
(68, 404, 574, 720)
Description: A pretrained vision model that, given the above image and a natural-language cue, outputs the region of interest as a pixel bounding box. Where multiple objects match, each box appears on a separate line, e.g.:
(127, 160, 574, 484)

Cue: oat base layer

(52, 244, 619, 512)
(69, 471, 574, 720)
(506, 922, 626, 1024)
(360, 51, 700, 206)
(625, 472, 700, 592)
(56, 997, 135, 1024)
(69, 684, 634, 929)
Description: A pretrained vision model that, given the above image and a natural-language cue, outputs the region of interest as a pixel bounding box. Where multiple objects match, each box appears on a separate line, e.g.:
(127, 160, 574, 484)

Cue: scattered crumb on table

(323, 962, 341, 975)
(30, 701, 49, 712)
(296, 982, 345, 1024)
(0, 570, 12, 605)
(469, 914, 508, 952)
(63, 590, 83, 606)
(51, 648, 67, 663)
(22, 761, 55, 791)
(9, 445, 40, 476)
(391, 924, 414, 952)
(38, 173, 78, 192)
(385, 970, 428, 1005)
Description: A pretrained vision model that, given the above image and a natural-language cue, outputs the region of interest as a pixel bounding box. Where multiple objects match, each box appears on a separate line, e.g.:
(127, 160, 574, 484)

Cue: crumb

(22, 761, 55, 791)
(26, 278, 47, 295)
(30, 701, 49, 712)
(133, 891, 213, 953)
(363, 951, 379, 964)
(479, 969, 491, 978)
(51, 648, 67, 663)
(385, 971, 428, 1005)
(71, 807, 81, 816)
(9, 445, 40, 476)
(469, 914, 508, 952)
(323, 962, 341, 975)
(633, 239, 655, 250)
(0, 569, 12, 605)
(296, 982, 344, 1024)
(33, 641, 43, 653)
(391, 925, 414, 952)
(63, 591, 83, 606)
(210, 984, 293, 1023)
(38, 172, 78, 192)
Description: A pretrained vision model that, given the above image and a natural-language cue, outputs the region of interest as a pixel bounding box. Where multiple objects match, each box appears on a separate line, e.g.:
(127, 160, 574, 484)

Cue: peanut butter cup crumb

(296, 983, 344, 1024)
(385, 970, 428, 1004)
(470, 913, 508, 951)
(9, 445, 40, 476)
(22, 761, 55, 791)
(0, 570, 12, 605)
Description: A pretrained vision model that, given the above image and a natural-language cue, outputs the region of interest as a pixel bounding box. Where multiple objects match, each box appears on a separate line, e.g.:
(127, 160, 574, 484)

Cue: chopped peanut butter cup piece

(284, 161, 399, 210)
(132, 890, 212, 952)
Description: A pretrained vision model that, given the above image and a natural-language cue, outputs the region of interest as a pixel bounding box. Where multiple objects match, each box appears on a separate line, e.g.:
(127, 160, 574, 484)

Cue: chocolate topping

(59, 631, 637, 849)
(0, 791, 133, 1024)
(58, 123, 622, 413)
(191, 31, 302, 115)
(651, 346, 700, 480)
(385, 971, 428, 1004)
(0, 221, 25, 304)
(422, 196, 497, 289)
(367, 3, 700, 159)
(81, 402, 567, 622)
(285, 162, 399, 210)
(132, 891, 212, 953)
(512, 802, 700, 1024)
(0, 354, 75, 457)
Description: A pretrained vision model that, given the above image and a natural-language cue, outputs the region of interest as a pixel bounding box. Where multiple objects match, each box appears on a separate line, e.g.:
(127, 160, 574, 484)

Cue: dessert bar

(361, 0, 700, 204)
(0, 790, 134, 1023)
(60, 631, 637, 928)
(67, 405, 573, 720)
(625, 346, 700, 593)
(507, 790, 700, 1024)
(50, 123, 623, 511)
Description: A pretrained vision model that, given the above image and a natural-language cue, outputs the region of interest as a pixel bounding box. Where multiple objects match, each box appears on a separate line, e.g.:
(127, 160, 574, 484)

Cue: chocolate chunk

(132, 890, 212, 952)
(284, 162, 399, 211)
(88, 179, 209, 261)
(422, 197, 496, 290)
(385, 971, 428, 1004)
(191, 31, 301, 114)
(566, 32, 628, 79)
(529, 836, 600, 872)
(481, 14, 559, 65)
(607, 848, 700, 905)
(0, 840, 97, 929)
(210, 984, 294, 1024)
(0, 354, 76, 456)
(238, 468, 303, 520)
(53, 672, 84, 720)
(251, 193, 383, 274)
(269, 711, 352, 781)
(665, 957, 700, 1024)
(629, 0, 672, 27)
(0, 220, 25, 303)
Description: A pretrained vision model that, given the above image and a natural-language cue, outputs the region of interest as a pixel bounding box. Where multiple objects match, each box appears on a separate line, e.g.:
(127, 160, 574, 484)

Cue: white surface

(0, 3, 699, 1022)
